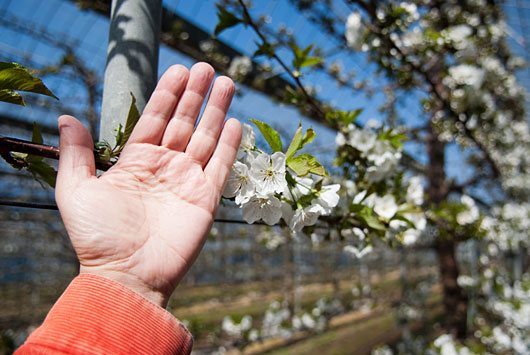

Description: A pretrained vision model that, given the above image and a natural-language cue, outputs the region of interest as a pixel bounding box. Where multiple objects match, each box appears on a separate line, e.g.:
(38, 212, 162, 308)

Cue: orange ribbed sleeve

(16, 273, 193, 354)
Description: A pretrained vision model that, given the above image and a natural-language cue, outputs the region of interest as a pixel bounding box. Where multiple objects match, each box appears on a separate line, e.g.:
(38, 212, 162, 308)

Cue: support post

(100, 0, 162, 143)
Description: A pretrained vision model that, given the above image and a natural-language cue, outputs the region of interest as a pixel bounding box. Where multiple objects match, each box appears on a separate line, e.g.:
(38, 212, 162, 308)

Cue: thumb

(56, 115, 96, 195)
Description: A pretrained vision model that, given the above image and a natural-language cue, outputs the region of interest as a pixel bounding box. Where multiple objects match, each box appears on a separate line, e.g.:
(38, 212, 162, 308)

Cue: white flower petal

(242, 195, 282, 225)
(223, 161, 249, 199)
(353, 190, 368, 204)
(281, 201, 294, 225)
(250, 153, 288, 195)
(373, 195, 398, 220)
(271, 152, 286, 172)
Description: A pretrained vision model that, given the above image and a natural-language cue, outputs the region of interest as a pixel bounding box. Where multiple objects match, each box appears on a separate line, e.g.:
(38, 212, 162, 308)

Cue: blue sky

(1, 0, 529, 190)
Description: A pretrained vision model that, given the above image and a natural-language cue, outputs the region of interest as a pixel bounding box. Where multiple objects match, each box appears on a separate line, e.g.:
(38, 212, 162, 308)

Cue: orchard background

(0, 0, 529, 354)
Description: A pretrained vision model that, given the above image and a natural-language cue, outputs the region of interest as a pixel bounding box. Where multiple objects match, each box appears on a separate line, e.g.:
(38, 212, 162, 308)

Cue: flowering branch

(350, 0, 502, 178)
(227, 1, 425, 177)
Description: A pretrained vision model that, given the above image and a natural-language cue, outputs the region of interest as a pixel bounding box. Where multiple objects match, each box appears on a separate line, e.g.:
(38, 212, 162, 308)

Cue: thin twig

(237, 0, 327, 120)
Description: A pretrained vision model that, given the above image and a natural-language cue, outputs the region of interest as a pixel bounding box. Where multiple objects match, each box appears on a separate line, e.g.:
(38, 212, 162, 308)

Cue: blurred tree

(214, 0, 529, 343)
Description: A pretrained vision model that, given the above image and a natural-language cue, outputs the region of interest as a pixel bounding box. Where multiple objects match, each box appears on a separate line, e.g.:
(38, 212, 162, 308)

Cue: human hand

(55, 63, 241, 307)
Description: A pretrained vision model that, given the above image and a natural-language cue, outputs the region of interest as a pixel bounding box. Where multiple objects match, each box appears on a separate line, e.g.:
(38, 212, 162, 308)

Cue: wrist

(79, 267, 169, 308)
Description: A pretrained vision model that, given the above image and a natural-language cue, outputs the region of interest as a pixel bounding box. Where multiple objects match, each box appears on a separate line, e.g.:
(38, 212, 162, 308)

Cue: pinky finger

(204, 118, 242, 194)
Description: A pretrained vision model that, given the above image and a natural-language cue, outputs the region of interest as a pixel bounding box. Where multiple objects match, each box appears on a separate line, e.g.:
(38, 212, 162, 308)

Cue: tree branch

(0, 136, 113, 171)
(237, 0, 425, 175)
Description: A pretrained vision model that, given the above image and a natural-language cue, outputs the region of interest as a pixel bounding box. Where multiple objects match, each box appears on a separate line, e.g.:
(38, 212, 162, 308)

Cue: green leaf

(378, 129, 407, 149)
(301, 44, 313, 57)
(0, 89, 24, 105)
(286, 126, 316, 160)
(0, 62, 58, 100)
(300, 56, 322, 68)
(301, 128, 315, 147)
(291, 43, 310, 70)
(390, 133, 407, 149)
(286, 124, 303, 160)
(31, 122, 43, 145)
(113, 93, 140, 154)
(253, 41, 275, 58)
(122, 93, 140, 145)
(287, 153, 327, 177)
(214, 5, 242, 36)
(349, 203, 365, 213)
(344, 109, 363, 125)
(290, 44, 322, 70)
(250, 118, 283, 152)
(26, 157, 56, 188)
(326, 109, 363, 126)
(355, 206, 386, 231)
(363, 214, 386, 231)
(114, 123, 124, 148)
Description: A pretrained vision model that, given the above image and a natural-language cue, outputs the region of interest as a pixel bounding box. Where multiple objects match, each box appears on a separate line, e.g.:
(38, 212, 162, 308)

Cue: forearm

(16, 274, 192, 354)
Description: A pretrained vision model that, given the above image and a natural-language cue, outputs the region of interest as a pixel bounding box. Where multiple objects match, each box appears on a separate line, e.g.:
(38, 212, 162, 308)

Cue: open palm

(55, 63, 241, 306)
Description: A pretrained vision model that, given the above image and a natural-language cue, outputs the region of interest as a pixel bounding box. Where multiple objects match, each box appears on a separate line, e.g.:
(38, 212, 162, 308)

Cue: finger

(204, 118, 242, 194)
(161, 62, 215, 151)
(185, 76, 235, 165)
(127, 64, 189, 145)
(56, 115, 96, 198)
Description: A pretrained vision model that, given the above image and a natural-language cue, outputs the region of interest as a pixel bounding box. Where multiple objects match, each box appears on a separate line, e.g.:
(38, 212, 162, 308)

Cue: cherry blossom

(242, 195, 282, 225)
(223, 161, 254, 204)
(249, 152, 288, 195)
(373, 195, 398, 220)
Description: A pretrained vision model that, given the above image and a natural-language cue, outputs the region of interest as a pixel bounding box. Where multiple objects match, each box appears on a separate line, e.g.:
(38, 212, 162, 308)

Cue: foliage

(290, 44, 322, 73)
(95, 93, 140, 162)
(214, 4, 243, 36)
(0, 61, 57, 105)
(0, 66, 139, 187)
(7, 124, 57, 188)
(0, 62, 58, 187)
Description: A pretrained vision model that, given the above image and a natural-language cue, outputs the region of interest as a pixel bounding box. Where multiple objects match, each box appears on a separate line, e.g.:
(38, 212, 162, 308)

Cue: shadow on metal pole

(100, 0, 162, 143)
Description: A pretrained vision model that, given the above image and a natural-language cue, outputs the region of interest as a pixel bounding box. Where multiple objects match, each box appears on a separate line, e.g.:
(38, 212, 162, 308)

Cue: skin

(55, 63, 242, 307)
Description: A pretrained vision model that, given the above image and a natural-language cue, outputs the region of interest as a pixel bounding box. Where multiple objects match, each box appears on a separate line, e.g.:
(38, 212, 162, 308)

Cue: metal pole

(100, 0, 162, 143)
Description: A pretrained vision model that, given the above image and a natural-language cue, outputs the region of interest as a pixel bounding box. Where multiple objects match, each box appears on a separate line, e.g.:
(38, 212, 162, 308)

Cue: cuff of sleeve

(21, 273, 193, 354)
